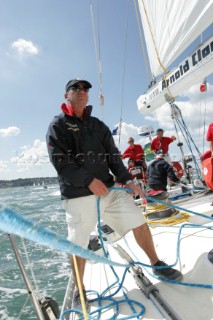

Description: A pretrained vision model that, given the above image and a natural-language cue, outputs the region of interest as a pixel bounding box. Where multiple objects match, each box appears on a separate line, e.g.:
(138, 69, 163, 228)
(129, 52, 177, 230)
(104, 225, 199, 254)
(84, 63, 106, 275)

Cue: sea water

(0, 184, 70, 319)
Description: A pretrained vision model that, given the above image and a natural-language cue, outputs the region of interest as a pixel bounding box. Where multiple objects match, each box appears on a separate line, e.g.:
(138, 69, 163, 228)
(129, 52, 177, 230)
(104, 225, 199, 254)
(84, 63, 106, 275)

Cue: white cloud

(11, 139, 50, 171)
(113, 122, 137, 149)
(0, 160, 8, 172)
(0, 138, 56, 179)
(0, 126, 20, 138)
(11, 39, 39, 57)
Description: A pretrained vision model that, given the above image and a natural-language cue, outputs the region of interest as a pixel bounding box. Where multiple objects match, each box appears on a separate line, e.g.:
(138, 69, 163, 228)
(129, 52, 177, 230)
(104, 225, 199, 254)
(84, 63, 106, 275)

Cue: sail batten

(138, 0, 213, 78)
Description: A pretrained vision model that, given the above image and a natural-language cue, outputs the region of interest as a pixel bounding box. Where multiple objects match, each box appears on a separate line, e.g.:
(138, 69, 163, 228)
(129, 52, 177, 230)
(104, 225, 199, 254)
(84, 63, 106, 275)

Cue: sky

(0, 0, 212, 180)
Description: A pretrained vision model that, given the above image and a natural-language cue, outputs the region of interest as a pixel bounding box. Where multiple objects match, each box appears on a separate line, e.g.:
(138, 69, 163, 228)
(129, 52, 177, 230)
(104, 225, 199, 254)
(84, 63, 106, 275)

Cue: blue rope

(0, 206, 126, 268)
(0, 203, 173, 270)
(0, 205, 145, 319)
(76, 195, 145, 319)
(62, 187, 213, 319)
(0, 186, 212, 320)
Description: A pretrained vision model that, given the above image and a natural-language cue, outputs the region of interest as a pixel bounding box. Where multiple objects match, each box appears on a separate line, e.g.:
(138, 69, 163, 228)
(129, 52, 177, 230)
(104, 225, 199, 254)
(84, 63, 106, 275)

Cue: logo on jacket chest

(66, 123, 80, 132)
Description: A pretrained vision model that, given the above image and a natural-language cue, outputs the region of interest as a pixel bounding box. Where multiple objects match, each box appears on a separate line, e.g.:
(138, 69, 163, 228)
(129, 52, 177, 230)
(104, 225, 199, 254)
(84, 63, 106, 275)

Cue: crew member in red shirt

(206, 122, 213, 259)
(151, 128, 176, 164)
(200, 123, 213, 162)
(122, 137, 147, 173)
(206, 122, 213, 157)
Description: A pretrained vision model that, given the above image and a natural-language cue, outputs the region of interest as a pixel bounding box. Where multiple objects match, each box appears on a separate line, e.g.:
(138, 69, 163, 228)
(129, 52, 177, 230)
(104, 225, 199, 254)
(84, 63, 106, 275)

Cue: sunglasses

(70, 86, 89, 93)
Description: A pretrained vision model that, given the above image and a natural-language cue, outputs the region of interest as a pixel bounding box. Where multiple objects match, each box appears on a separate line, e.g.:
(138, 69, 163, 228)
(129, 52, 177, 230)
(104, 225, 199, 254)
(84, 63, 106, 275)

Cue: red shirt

(151, 136, 173, 153)
(122, 144, 144, 162)
(206, 123, 213, 141)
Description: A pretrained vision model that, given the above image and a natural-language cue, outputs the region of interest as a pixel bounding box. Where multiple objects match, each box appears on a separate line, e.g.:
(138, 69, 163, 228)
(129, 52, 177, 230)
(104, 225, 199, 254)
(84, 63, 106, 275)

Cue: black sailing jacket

(147, 158, 180, 191)
(46, 104, 132, 199)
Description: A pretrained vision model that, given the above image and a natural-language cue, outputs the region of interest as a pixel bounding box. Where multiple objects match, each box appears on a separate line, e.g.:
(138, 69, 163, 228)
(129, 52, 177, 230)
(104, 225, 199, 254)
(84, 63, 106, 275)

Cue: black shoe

(88, 236, 102, 252)
(100, 224, 114, 235)
(73, 289, 90, 314)
(153, 260, 183, 281)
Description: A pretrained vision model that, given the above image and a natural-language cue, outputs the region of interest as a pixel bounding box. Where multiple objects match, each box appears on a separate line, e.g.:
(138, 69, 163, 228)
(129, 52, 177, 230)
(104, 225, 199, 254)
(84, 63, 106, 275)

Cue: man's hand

(126, 182, 145, 199)
(171, 135, 176, 141)
(88, 178, 109, 197)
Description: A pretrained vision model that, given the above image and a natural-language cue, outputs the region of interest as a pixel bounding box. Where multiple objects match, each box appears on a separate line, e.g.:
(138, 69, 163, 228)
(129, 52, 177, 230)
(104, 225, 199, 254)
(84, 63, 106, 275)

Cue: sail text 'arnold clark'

(162, 38, 213, 91)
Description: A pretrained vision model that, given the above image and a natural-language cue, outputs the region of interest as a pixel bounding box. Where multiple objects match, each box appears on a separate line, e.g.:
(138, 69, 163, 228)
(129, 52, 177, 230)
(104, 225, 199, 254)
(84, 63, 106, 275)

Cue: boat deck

(61, 193, 213, 320)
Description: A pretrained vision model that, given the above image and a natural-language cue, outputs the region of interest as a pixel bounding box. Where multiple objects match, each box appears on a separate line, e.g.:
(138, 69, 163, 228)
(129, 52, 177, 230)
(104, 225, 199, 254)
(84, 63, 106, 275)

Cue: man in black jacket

(46, 79, 182, 311)
(148, 150, 180, 191)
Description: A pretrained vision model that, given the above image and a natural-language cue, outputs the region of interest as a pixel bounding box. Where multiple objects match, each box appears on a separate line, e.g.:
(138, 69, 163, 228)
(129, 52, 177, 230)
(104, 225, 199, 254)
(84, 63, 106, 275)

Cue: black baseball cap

(65, 79, 92, 92)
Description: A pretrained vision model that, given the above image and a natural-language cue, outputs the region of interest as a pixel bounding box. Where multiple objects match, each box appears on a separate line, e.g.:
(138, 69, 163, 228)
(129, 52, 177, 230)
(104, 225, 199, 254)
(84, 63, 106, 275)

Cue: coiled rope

(144, 206, 191, 226)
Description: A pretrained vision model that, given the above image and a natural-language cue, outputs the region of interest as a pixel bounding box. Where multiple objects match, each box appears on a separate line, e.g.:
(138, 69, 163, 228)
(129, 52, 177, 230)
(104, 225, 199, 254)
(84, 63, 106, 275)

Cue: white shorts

(63, 188, 146, 248)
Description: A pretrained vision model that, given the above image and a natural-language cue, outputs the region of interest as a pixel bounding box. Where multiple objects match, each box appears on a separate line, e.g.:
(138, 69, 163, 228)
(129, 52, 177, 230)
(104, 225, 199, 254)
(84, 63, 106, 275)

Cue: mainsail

(137, 0, 213, 114)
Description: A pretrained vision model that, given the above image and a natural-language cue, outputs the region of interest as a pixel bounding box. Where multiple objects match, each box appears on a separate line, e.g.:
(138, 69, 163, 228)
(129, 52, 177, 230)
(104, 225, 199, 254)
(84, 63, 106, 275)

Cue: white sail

(137, 35, 213, 114)
(137, 0, 213, 115)
(138, 0, 213, 78)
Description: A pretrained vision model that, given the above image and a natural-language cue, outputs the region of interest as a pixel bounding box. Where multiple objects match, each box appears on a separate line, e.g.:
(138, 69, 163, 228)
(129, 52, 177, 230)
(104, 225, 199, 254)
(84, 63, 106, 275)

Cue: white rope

(21, 237, 42, 298)
(17, 295, 30, 320)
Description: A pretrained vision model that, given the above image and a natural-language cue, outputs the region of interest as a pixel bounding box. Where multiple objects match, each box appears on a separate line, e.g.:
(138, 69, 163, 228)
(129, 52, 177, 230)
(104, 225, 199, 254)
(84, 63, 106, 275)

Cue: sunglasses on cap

(70, 85, 90, 93)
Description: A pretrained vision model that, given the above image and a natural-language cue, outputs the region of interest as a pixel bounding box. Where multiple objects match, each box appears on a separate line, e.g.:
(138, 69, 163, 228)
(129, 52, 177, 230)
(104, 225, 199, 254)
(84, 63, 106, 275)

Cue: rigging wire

(198, 91, 202, 149)
(118, 0, 130, 150)
(197, 32, 208, 154)
(199, 81, 208, 154)
(90, 0, 104, 119)
(89, 0, 128, 150)
(202, 85, 207, 154)
(20, 237, 42, 299)
(17, 296, 31, 320)
(0, 233, 32, 318)
(171, 102, 202, 179)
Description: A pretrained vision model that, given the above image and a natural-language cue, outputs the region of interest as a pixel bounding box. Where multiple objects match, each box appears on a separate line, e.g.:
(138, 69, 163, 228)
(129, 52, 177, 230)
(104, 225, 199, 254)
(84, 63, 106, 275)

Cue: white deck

(61, 192, 213, 320)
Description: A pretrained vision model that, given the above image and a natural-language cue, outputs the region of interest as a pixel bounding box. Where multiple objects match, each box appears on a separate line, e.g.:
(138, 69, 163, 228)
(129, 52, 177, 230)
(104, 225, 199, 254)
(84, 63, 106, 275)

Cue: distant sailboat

(42, 181, 48, 189)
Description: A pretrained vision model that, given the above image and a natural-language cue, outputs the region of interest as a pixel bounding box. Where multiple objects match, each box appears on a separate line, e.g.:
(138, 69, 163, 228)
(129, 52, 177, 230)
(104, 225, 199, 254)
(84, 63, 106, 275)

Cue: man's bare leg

(133, 223, 159, 265)
(70, 255, 86, 290)
(133, 223, 183, 281)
